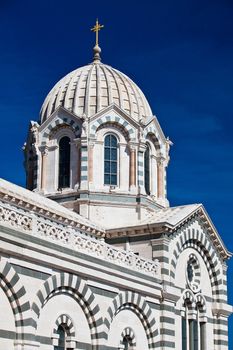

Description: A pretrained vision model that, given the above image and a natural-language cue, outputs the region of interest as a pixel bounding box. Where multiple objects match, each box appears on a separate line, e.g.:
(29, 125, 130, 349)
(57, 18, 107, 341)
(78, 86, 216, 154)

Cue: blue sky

(0, 0, 233, 345)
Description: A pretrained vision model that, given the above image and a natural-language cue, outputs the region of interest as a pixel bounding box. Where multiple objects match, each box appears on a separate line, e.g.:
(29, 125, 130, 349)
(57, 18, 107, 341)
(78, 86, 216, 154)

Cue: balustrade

(0, 200, 161, 278)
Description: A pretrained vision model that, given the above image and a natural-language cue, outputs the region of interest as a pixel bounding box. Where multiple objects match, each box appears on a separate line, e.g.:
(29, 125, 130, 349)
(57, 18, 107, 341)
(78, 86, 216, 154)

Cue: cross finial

(91, 19, 104, 46)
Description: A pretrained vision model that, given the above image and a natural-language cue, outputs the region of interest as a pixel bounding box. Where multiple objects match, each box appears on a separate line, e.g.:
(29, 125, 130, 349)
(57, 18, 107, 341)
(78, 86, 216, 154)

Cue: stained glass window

(58, 136, 70, 189)
(104, 134, 117, 185)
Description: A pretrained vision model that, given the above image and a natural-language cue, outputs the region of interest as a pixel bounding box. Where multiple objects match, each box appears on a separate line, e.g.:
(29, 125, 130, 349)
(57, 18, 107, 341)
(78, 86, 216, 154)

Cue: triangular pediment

(39, 106, 82, 133)
(147, 204, 231, 260)
(89, 103, 140, 129)
(107, 204, 231, 260)
(144, 115, 167, 143)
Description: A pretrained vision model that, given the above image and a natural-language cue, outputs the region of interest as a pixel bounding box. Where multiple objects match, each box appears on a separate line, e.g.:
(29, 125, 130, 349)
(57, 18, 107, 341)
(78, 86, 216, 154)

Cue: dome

(40, 62, 153, 123)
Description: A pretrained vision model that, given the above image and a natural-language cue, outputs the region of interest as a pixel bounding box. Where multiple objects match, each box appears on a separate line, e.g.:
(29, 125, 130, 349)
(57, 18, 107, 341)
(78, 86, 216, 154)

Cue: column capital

(73, 137, 81, 147)
(128, 141, 138, 151)
(156, 156, 166, 165)
(47, 145, 58, 151)
(39, 145, 48, 155)
(138, 141, 147, 153)
(80, 136, 88, 147)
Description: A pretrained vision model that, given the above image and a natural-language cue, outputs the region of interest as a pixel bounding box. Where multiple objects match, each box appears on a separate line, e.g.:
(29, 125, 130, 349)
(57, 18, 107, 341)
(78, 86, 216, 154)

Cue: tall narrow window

(59, 136, 70, 189)
(200, 322, 206, 350)
(182, 317, 187, 350)
(54, 325, 66, 350)
(189, 319, 198, 350)
(104, 134, 117, 185)
(144, 145, 150, 195)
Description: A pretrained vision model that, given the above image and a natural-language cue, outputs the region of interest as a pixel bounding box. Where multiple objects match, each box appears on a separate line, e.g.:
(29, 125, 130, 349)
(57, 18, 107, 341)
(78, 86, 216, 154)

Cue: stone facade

(1, 45, 232, 350)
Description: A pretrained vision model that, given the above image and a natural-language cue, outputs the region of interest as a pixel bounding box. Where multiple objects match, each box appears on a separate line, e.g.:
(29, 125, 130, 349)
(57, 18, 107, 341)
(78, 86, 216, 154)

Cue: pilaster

(129, 142, 137, 192)
(159, 285, 179, 350)
(39, 145, 48, 193)
(137, 141, 146, 194)
(151, 236, 171, 284)
(80, 136, 88, 190)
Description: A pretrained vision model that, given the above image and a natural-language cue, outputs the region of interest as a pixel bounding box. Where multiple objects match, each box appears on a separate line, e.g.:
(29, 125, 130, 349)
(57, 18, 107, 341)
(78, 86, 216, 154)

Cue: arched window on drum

(144, 144, 150, 195)
(58, 136, 70, 189)
(104, 134, 118, 186)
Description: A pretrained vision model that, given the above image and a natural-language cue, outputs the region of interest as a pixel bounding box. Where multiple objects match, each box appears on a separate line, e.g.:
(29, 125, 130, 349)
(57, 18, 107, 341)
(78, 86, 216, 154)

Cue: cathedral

(0, 21, 232, 350)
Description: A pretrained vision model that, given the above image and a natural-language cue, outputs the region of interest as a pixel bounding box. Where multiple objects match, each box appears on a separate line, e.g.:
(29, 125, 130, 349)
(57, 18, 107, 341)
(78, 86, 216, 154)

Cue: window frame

(103, 133, 119, 187)
(58, 136, 71, 189)
(144, 143, 151, 195)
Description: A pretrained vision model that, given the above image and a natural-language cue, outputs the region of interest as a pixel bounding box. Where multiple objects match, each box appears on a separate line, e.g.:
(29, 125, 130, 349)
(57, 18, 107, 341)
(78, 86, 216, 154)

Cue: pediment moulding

(31, 103, 168, 152)
(106, 204, 231, 261)
(0, 181, 161, 279)
(0, 179, 104, 237)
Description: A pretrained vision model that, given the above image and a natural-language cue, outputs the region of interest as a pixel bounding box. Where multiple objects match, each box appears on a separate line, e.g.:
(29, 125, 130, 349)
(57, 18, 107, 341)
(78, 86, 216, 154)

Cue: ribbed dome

(40, 62, 152, 123)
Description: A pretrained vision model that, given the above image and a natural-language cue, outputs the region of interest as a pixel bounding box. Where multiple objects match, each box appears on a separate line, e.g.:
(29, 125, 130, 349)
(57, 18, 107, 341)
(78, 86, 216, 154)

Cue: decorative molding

(32, 273, 103, 349)
(0, 200, 161, 279)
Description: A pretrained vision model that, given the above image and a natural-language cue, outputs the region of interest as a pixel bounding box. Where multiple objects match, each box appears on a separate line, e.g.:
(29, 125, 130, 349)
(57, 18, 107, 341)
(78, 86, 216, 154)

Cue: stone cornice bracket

(161, 283, 180, 303)
(212, 303, 233, 318)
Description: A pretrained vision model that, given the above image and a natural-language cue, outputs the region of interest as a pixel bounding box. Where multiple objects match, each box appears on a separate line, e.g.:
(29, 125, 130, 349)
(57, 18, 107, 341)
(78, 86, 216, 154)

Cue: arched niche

(0, 286, 16, 349)
(107, 309, 147, 350)
(36, 293, 91, 348)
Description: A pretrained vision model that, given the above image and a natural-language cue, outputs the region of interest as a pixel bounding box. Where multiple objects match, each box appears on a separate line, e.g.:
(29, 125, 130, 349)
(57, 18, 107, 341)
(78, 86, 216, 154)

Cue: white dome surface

(40, 62, 153, 123)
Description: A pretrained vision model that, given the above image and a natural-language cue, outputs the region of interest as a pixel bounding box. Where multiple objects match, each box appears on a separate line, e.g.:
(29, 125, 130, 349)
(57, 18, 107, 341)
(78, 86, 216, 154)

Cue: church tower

(0, 21, 231, 350)
(24, 20, 171, 228)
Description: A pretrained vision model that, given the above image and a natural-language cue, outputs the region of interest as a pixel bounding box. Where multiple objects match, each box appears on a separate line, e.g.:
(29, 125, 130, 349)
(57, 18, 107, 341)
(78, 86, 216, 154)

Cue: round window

(186, 254, 201, 293)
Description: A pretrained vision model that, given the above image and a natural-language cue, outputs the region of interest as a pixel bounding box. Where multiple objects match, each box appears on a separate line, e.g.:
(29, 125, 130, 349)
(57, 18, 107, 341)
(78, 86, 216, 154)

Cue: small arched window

(122, 336, 133, 350)
(54, 324, 66, 350)
(58, 136, 70, 189)
(104, 134, 117, 185)
(144, 144, 150, 195)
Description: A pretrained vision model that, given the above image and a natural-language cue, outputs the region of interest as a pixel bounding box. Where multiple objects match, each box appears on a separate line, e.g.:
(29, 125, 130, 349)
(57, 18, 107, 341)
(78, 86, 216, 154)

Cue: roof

(106, 204, 232, 260)
(140, 203, 201, 226)
(40, 62, 152, 123)
(0, 178, 105, 236)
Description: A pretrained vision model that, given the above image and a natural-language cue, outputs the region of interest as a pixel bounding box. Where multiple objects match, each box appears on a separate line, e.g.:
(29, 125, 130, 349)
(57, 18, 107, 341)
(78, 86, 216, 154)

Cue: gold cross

(91, 19, 104, 46)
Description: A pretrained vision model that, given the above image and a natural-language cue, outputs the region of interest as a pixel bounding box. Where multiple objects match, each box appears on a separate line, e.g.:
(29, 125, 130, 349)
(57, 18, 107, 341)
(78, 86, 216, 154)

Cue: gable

(38, 106, 82, 143)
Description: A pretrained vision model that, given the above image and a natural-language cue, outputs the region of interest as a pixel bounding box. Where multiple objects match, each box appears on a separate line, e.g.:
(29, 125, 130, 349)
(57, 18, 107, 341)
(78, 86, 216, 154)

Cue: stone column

(157, 157, 164, 198)
(129, 144, 137, 191)
(79, 136, 88, 190)
(151, 154, 157, 197)
(39, 146, 48, 192)
(137, 142, 147, 194)
(73, 138, 81, 189)
(88, 142, 94, 184)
